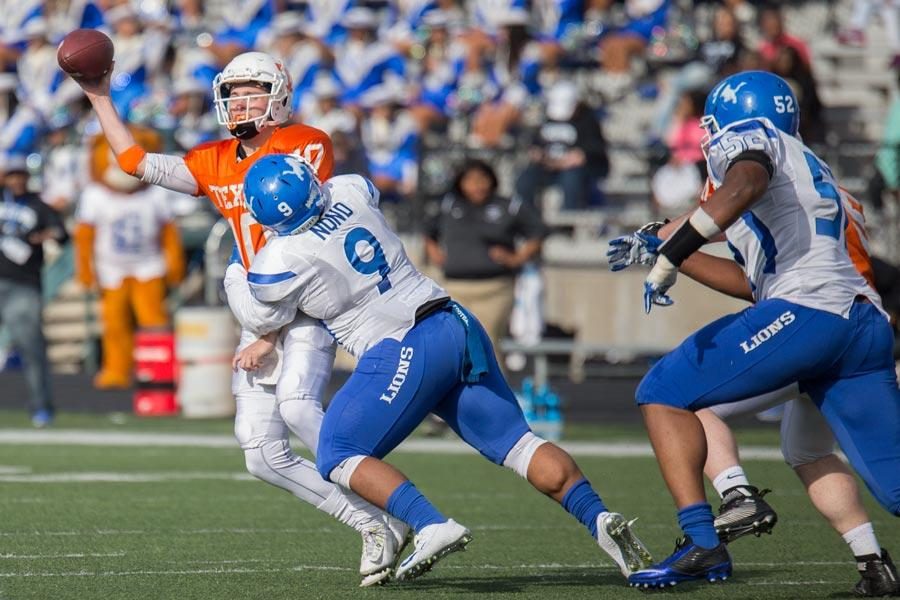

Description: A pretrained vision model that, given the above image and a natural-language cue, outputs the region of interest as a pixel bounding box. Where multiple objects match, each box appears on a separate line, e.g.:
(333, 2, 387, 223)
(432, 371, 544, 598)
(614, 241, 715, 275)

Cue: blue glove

(643, 256, 677, 314)
(607, 231, 663, 272)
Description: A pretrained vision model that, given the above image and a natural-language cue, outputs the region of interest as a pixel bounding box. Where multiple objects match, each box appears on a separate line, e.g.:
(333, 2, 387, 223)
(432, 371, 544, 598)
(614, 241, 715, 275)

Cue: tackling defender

(72, 51, 407, 586)
(617, 71, 900, 589)
(229, 154, 654, 583)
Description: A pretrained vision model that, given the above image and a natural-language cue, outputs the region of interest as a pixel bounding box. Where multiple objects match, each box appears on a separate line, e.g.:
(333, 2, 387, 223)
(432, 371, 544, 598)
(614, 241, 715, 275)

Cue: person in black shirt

(514, 81, 609, 211)
(425, 159, 548, 360)
(0, 155, 69, 427)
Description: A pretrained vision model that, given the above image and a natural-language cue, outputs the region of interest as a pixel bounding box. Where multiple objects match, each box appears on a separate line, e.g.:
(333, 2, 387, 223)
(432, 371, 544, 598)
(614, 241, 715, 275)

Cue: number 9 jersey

(247, 175, 448, 358)
(705, 117, 882, 317)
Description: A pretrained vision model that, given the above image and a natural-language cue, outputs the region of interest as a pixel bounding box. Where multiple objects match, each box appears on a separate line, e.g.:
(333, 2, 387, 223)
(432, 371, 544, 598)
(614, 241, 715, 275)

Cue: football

(56, 29, 114, 81)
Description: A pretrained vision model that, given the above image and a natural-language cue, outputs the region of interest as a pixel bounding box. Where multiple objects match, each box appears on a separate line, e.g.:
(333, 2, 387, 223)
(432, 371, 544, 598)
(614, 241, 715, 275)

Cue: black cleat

(854, 548, 900, 597)
(714, 485, 777, 544)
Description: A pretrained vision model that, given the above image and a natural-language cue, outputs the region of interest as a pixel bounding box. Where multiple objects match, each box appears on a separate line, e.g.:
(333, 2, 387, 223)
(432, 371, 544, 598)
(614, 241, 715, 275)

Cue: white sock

(316, 488, 387, 534)
(843, 522, 881, 558)
(712, 466, 750, 498)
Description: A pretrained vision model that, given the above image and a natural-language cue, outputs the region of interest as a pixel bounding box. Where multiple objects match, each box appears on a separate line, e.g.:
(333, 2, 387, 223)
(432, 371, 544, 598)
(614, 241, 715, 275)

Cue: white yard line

(0, 472, 256, 483)
(0, 527, 335, 537)
(0, 467, 30, 474)
(0, 552, 125, 560)
(0, 429, 787, 460)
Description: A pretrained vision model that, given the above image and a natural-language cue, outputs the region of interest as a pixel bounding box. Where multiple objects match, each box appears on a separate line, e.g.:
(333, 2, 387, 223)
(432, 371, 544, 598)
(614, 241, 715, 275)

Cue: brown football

(57, 29, 114, 80)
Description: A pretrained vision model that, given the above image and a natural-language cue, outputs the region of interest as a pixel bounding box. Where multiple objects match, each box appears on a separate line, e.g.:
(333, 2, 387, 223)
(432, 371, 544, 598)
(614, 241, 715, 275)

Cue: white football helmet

(212, 52, 293, 137)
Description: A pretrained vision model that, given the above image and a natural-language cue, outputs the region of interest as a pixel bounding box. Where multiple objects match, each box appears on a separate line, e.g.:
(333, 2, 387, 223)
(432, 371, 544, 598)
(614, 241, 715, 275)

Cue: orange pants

(97, 277, 169, 386)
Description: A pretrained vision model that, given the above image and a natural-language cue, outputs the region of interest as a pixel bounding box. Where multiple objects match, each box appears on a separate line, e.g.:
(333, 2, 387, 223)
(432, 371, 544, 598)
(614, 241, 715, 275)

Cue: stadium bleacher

(0, 0, 894, 378)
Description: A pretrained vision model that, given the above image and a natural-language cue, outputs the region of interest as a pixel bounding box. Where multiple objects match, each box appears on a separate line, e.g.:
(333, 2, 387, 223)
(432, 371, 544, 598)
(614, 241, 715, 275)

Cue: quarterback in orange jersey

(74, 52, 410, 586)
(182, 121, 332, 267)
(609, 183, 899, 595)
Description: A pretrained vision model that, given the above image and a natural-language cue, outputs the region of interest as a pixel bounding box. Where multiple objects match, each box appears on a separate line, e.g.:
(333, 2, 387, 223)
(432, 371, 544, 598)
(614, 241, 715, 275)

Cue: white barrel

(175, 307, 238, 418)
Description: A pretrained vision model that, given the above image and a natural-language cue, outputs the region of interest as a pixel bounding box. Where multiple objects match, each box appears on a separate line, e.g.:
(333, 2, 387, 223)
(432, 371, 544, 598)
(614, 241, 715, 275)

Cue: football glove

(607, 225, 665, 272)
(643, 255, 677, 314)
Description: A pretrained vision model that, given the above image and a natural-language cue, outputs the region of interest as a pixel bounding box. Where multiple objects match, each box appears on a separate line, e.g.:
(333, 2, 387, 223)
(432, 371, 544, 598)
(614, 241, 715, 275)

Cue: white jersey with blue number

(706, 118, 880, 317)
(248, 175, 448, 358)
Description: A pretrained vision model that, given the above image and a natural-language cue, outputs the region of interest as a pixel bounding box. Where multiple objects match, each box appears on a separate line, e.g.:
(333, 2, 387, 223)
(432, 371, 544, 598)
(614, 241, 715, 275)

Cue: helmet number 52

(773, 95, 795, 114)
(344, 227, 392, 293)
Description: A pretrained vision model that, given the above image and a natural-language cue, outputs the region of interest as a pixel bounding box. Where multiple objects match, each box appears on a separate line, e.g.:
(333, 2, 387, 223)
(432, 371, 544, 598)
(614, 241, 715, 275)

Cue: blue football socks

(561, 478, 607, 538)
(677, 502, 719, 549)
(386, 481, 446, 533)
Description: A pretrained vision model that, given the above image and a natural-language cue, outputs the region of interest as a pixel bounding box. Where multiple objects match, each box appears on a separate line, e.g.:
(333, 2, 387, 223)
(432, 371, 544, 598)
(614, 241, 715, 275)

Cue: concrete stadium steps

(822, 106, 889, 144)
(542, 235, 607, 266)
(43, 320, 97, 344)
(43, 298, 97, 323)
(809, 12, 895, 145)
(47, 344, 89, 374)
(42, 281, 98, 373)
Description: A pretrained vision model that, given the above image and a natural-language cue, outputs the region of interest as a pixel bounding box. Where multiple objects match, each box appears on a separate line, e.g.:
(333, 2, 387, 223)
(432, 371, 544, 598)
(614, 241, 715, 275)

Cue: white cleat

(358, 516, 412, 587)
(595, 512, 653, 577)
(394, 519, 472, 582)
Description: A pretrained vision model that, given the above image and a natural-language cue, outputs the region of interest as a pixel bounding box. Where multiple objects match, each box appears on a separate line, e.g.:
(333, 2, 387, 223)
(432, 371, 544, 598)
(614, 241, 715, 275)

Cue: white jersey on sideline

(76, 182, 172, 288)
(706, 117, 881, 317)
(248, 174, 448, 358)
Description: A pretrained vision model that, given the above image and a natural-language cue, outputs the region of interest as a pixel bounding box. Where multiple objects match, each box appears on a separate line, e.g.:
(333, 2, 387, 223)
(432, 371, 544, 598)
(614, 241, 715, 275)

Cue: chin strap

(230, 122, 261, 140)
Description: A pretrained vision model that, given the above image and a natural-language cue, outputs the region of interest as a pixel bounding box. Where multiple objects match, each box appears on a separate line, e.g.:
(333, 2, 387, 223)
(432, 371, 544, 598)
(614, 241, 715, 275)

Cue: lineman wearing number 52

(623, 70, 900, 589)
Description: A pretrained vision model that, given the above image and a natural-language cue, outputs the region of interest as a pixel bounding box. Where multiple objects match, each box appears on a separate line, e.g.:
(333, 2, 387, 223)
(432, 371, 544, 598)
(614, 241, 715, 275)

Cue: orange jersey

(183, 124, 333, 268)
(700, 179, 875, 288)
(840, 188, 875, 289)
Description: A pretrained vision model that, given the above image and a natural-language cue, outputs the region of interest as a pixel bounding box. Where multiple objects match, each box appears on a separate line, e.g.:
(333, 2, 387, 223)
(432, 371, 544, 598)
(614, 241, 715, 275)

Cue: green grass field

(0, 411, 897, 600)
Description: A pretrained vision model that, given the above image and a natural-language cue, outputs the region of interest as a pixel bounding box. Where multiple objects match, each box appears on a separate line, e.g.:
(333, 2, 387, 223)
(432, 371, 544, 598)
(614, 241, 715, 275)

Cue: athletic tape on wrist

(115, 144, 146, 175)
(688, 208, 721, 239)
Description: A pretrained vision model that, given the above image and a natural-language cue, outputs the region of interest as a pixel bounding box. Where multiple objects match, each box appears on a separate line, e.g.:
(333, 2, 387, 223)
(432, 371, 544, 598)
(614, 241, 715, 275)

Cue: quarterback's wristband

(658, 209, 719, 267)
(116, 144, 146, 175)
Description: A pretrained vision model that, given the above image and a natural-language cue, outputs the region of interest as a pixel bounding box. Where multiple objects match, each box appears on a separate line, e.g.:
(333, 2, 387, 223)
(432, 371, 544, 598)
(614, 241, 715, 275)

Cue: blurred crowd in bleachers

(0, 0, 896, 229)
(0, 0, 899, 384)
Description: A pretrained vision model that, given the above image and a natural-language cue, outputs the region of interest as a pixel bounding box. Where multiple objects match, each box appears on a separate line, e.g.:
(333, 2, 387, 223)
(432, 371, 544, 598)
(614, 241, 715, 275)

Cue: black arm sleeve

(727, 149, 774, 180)
(657, 219, 707, 267)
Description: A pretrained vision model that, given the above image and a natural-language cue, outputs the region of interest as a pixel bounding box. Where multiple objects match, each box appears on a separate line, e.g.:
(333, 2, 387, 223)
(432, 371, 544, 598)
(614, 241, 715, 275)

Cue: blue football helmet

(701, 71, 800, 138)
(244, 154, 324, 235)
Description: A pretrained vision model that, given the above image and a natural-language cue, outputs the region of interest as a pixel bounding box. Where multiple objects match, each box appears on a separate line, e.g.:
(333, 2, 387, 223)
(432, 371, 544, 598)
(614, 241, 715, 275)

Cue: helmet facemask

(212, 53, 293, 139)
(214, 80, 283, 134)
(699, 114, 719, 160)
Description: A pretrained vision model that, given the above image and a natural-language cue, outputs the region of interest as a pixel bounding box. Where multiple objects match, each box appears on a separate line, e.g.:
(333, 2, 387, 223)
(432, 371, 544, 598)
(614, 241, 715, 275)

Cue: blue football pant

(638, 298, 900, 515)
(317, 309, 531, 480)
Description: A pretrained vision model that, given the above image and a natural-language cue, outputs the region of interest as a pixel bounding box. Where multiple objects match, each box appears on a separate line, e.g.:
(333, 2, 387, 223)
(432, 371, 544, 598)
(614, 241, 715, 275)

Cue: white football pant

(232, 314, 389, 532)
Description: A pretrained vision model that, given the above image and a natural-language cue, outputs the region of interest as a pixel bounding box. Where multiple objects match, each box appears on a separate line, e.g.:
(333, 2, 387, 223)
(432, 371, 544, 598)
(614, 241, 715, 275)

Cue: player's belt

(414, 297, 451, 323)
